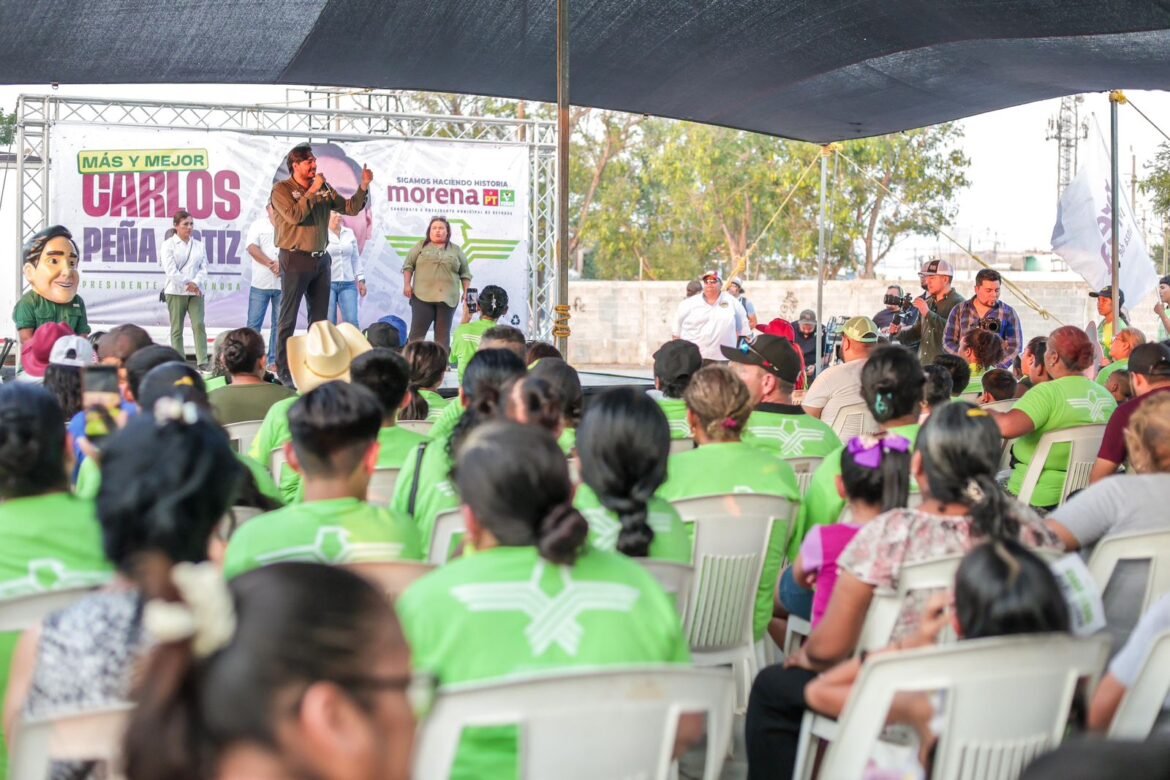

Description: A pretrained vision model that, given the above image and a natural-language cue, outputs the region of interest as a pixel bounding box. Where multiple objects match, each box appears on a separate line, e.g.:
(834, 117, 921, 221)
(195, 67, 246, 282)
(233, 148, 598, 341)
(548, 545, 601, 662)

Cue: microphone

(317, 175, 336, 200)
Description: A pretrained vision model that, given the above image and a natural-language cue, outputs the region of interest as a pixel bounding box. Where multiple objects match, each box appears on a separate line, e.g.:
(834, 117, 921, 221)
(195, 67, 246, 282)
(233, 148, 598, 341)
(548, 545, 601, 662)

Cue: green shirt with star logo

(398, 545, 689, 780)
(0, 492, 113, 774)
(659, 441, 801, 642)
(656, 398, 692, 440)
(223, 496, 422, 579)
(573, 484, 691, 563)
(1007, 376, 1117, 507)
(742, 404, 842, 459)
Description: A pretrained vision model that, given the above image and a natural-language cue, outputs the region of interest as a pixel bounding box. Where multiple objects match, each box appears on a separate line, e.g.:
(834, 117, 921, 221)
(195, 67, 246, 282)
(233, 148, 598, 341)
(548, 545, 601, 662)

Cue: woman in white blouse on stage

(326, 211, 366, 325)
(160, 209, 209, 368)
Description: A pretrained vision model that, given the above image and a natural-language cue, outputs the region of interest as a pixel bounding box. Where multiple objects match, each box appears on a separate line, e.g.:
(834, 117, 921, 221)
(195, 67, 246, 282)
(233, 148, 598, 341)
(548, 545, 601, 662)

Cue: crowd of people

(4, 233, 1170, 780)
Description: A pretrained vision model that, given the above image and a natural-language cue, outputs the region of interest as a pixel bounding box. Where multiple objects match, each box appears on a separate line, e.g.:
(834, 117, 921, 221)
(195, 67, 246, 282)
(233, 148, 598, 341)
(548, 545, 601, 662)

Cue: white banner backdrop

(1050, 115, 1158, 308)
(48, 124, 532, 334)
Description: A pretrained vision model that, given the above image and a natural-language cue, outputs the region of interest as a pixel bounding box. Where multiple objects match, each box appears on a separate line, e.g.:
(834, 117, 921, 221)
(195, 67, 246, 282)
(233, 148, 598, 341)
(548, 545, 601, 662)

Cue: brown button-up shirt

(270, 178, 369, 254)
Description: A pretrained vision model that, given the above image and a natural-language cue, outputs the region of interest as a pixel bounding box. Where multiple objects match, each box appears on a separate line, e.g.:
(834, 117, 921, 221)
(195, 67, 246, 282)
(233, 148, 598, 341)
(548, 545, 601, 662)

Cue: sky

(2, 83, 1169, 271)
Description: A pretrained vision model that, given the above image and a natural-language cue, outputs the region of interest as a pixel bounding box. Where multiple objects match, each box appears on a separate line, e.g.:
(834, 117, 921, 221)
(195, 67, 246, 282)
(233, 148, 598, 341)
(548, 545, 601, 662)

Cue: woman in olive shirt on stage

(402, 216, 472, 348)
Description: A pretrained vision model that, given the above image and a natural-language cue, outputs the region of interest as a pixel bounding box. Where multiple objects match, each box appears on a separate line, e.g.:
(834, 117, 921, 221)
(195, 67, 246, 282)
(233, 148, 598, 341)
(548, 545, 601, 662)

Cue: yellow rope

(553, 304, 572, 339)
(724, 151, 823, 289)
(831, 148, 1063, 324)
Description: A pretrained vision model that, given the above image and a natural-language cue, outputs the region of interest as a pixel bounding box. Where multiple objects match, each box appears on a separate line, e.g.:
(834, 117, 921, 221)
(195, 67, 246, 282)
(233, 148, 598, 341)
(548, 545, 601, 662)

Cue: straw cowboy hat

(287, 321, 371, 392)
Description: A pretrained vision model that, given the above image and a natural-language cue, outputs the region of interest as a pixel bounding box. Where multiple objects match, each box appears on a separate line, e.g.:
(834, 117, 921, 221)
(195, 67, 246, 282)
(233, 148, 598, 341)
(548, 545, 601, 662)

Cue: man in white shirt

(245, 202, 282, 369)
(802, 315, 879, 426)
(160, 209, 210, 368)
(326, 211, 366, 326)
(671, 269, 749, 361)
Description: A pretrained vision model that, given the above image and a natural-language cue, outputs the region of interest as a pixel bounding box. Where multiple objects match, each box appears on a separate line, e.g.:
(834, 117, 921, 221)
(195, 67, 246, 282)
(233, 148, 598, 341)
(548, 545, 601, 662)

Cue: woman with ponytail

(4, 405, 243, 780)
(659, 365, 800, 646)
(746, 402, 1060, 779)
(391, 348, 526, 548)
(398, 422, 690, 779)
(574, 388, 691, 562)
(449, 284, 509, 381)
(400, 339, 450, 422)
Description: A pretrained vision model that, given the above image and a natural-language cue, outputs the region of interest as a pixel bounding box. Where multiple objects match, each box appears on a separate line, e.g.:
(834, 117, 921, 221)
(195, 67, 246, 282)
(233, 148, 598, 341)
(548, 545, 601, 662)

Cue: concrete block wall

(564, 279, 1164, 367)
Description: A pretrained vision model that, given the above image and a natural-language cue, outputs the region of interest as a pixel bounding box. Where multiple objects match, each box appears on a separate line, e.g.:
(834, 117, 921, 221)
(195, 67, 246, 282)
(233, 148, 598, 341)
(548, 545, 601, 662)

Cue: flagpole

(555, 0, 570, 354)
(1110, 91, 1123, 327)
(815, 146, 828, 379)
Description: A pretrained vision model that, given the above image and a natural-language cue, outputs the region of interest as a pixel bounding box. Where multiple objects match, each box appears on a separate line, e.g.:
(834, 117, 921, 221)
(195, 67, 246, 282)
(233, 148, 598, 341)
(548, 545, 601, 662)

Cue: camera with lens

(884, 292, 914, 326)
(976, 317, 1001, 334)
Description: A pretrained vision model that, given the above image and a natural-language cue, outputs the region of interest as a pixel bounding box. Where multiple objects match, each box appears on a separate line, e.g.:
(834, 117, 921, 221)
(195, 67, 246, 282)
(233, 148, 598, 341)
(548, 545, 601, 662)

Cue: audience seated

(397, 422, 691, 778)
(1015, 335, 1050, 397)
(724, 335, 841, 459)
(424, 327, 527, 441)
(1090, 590, 1170, 735)
(351, 349, 428, 468)
(1104, 369, 1133, 404)
(932, 353, 971, 398)
(959, 328, 1006, 394)
(993, 326, 1117, 509)
(802, 316, 879, 425)
(123, 563, 415, 780)
(980, 368, 1017, 403)
(574, 388, 691, 562)
(401, 340, 450, 422)
(365, 319, 405, 351)
(1091, 342, 1170, 483)
(745, 401, 1060, 778)
(392, 349, 527, 548)
(919, 364, 953, 422)
(525, 340, 563, 367)
(208, 327, 296, 425)
(527, 358, 583, 454)
(224, 382, 422, 579)
(4, 404, 243, 779)
(1095, 327, 1144, 389)
(652, 339, 702, 439)
(659, 365, 799, 643)
(42, 332, 93, 420)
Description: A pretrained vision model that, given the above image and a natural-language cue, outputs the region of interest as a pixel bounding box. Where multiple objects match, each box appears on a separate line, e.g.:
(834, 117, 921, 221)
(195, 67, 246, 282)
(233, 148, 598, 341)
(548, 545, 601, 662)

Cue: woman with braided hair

(573, 388, 691, 562)
(659, 364, 800, 647)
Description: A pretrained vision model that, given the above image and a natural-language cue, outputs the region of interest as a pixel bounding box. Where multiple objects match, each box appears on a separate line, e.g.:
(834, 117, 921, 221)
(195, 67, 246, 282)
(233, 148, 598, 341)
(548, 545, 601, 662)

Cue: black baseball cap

(1090, 286, 1126, 307)
(721, 335, 803, 384)
(653, 340, 702, 385)
(1128, 343, 1170, 378)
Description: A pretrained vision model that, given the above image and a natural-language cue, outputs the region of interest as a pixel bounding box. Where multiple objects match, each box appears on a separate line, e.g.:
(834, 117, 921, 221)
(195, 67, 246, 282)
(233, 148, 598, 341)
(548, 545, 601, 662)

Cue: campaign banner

(47, 124, 532, 334)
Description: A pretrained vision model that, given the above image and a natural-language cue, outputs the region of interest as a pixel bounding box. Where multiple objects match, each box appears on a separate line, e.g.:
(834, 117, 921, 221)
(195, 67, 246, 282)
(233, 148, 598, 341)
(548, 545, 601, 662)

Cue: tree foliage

(1142, 142, 1170, 220)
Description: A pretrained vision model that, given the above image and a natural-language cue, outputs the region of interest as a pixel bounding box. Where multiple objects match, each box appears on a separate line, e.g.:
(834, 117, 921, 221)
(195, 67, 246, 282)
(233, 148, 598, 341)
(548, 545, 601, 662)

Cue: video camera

(883, 292, 915, 326)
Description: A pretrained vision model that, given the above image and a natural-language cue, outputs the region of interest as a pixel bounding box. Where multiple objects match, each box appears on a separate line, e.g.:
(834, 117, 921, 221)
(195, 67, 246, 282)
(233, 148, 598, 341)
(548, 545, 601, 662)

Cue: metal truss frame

(14, 93, 560, 341)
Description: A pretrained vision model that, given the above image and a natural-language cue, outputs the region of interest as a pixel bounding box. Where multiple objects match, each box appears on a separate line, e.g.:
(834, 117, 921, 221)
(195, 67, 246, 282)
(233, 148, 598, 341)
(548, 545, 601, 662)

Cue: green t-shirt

(450, 319, 496, 381)
(573, 484, 691, 563)
(247, 395, 300, 503)
(398, 545, 689, 780)
(75, 450, 281, 507)
(418, 389, 450, 423)
(656, 398, 691, 440)
(209, 382, 297, 426)
(558, 427, 576, 456)
(429, 400, 465, 442)
(223, 496, 422, 579)
(742, 405, 842, 459)
(1095, 359, 1129, 388)
(1007, 377, 1117, 506)
(204, 375, 229, 392)
(391, 435, 460, 549)
(12, 289, 89, 334)
(293, 425, 428, 503)
(791, 423, 921, 562)
(659, 441, 801, 641)
(0, 492, 113, 774)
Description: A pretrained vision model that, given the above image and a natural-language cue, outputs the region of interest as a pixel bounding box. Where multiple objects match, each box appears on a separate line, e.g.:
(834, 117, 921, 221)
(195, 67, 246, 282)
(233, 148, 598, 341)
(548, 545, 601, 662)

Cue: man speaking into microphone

(270, 142, 373, 386)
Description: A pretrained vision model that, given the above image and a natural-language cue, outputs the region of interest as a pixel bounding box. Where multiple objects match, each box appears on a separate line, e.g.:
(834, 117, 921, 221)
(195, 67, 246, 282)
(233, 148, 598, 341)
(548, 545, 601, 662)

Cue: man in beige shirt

(270, 142, 373, 386)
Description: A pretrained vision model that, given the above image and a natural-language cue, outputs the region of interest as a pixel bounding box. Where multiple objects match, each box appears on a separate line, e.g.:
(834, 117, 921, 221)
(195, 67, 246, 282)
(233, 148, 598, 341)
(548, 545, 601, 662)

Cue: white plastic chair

(397, 419, 434, 436)
(1014, 424, 1107, 506)
(413, 666, 735, 780)
(222, 419, 263, 455)
(795, 634, 1109, 780)
(1107, 627, 1170, 739)
(366, 467, 400, 506)
(1088, 529, 1170, 617)
(671, 494, 797, 708)
(269, 445, 289, 482)
(345, 560, 434, 600)
(637, 559, 694, 619)
(827, 401, 879, 441)
(981, 398, 1017, 413)
(786, 456, 824, 497)
(428, 509, 467, 565)
(669, 437, 696, 455)
(855, 554, 963, 656)
(10, 703, 133, 780)
(0, 586, 102, 633)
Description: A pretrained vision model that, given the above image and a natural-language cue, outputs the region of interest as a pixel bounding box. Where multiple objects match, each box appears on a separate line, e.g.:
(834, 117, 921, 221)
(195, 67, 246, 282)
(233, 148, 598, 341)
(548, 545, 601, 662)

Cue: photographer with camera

(943, 268, 1022, 368)
(892, 258, 963, 364)
(874, 285, 908, 333)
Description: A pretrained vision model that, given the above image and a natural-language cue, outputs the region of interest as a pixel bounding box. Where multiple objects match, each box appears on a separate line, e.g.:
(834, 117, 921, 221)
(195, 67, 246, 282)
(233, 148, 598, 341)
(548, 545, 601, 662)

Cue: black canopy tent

(3, 0, 1168, 349)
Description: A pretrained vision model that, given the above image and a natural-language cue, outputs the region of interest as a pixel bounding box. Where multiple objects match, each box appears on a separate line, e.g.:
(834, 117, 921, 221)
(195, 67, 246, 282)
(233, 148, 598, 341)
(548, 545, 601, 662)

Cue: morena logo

(386, 185, 515, 207)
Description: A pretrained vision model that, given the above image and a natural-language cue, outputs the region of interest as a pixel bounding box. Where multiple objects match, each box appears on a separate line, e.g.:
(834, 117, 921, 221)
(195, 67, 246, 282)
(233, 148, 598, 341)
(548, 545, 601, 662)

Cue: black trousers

(744, 665, 818, 780)
(407, 297, 457, 349)
(275, 250, 331, 379)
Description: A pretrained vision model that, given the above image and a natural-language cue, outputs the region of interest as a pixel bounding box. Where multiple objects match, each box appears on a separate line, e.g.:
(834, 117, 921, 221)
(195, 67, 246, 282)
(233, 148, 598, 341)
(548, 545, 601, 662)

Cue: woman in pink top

(792, 433, 911, 627)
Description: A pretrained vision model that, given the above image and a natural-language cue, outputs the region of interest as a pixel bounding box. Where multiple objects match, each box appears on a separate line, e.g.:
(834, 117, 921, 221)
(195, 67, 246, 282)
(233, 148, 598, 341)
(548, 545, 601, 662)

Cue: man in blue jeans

(245, 203, 282, 369)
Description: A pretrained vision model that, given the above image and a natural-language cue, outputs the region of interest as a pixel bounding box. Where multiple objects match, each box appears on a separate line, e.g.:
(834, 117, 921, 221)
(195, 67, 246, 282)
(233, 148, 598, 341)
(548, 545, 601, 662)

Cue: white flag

(1051, 115, 1157, 306)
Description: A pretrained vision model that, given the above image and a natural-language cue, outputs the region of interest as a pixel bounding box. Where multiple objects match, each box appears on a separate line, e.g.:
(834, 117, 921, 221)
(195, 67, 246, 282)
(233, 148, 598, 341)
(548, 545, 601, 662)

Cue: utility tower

(1045, 95, 1089, 204)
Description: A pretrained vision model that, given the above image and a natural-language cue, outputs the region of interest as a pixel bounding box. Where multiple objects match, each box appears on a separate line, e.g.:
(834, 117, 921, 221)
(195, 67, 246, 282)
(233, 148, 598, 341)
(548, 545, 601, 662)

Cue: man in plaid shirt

(943, 268, 1022, 368)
